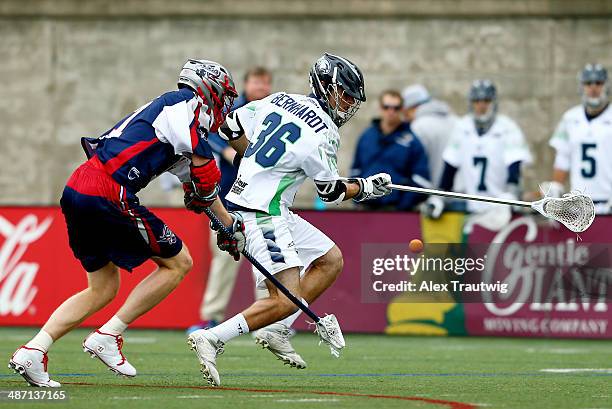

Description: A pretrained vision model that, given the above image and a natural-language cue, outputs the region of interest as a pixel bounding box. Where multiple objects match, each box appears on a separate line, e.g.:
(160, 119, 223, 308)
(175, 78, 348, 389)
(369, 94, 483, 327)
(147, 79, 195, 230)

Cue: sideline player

(8, 60, 245, 387)
(425, 79, 532, 218)
(547, 63, 612, 214)
(187, 53, 392, 386)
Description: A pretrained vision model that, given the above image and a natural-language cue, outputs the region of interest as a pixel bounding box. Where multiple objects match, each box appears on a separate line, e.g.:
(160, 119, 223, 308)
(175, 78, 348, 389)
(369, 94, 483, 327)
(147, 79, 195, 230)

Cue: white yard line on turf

(526, 348, 590, 354)
(177, 395, 224, 399)
(540, 368, 612, 373)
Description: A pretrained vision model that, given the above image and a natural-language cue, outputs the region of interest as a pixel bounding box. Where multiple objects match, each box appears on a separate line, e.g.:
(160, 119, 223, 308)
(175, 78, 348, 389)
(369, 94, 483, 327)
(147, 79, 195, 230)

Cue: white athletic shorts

(239, 211, 335, 289)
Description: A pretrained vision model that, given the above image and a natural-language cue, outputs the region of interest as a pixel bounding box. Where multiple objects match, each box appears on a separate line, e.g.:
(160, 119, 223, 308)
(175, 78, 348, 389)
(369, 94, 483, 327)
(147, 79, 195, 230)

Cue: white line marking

(540, 368, 612, 373)
(526, 348, 590, 354)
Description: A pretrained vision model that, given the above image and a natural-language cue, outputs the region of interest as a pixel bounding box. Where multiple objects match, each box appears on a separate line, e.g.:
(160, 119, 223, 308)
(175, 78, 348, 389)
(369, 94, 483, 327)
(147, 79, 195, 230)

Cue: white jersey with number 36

(549, 104, 612, 204)
(226, 92, 339, 216)
(443, 114, 532, 212)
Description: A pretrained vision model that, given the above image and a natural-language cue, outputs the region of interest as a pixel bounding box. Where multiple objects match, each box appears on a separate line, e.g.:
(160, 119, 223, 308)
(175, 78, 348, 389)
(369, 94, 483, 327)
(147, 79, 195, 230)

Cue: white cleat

(187, 329, 224, 386)
(82, 330, 136, 377)
(254, 323, 307, 369)
(8, 346, 61, 387)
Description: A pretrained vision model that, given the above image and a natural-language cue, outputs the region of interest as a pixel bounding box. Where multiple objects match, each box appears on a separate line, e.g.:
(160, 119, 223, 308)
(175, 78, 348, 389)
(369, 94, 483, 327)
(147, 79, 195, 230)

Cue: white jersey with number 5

(549, 104, 612, 207)
(226, 92, 339, 216)
(443, 114, 532, 212)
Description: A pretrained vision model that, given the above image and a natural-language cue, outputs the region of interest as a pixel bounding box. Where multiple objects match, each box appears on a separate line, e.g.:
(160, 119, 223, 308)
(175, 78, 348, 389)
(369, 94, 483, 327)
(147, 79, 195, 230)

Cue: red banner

(0, 207, 211, 328)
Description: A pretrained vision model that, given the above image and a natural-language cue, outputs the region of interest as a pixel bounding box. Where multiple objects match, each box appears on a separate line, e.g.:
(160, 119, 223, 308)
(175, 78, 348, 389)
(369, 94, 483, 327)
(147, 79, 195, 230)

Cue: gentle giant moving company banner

(1, 207, 610, 339)
(464, 215, 611, 338)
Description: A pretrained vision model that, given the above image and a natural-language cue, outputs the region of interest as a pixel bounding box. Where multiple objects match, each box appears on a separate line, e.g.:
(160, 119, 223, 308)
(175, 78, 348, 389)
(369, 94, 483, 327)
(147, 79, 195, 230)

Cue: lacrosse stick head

(531, 192, 595, 233)
(314, 314, 345, 358)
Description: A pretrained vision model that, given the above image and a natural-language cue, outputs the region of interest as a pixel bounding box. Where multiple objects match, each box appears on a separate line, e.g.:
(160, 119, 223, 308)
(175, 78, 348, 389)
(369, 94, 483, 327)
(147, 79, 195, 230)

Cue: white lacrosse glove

(350, 173, 392, 202)
(312, 314, 345, 358)
(422, 196, 445, 219)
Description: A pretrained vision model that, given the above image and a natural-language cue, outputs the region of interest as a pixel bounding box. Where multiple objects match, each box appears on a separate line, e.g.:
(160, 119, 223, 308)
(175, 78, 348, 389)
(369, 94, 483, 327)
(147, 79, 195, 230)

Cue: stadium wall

(1, 1, 612, 207)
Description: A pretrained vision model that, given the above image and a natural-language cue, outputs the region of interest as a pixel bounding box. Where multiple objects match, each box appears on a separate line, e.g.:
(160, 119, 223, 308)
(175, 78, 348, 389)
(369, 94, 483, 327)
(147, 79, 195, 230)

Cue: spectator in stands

(187, 66, 273, 333)
(409, 85, 458, 187)
(402, 84, 431, 123)
(351, 89, 430, 210)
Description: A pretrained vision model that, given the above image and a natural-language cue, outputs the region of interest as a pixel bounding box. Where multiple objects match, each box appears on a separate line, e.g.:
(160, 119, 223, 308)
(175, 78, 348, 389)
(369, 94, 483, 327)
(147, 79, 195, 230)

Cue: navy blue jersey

(351, 120, 430, 210)
(93, 88, 213, 193)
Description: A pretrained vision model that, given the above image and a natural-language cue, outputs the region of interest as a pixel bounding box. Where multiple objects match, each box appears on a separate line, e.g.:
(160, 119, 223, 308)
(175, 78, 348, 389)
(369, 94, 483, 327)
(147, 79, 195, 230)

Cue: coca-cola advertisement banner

(0, 207, 211, 328)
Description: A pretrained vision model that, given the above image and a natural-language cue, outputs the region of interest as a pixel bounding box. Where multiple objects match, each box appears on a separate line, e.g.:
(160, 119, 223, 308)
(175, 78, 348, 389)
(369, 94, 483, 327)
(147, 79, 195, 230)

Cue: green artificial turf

(0, 328, 610, 409)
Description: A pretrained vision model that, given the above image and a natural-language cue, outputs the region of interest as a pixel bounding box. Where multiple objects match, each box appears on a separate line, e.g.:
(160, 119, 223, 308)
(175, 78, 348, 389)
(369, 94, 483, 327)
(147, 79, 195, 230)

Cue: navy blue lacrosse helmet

(309, 53, 366, 127)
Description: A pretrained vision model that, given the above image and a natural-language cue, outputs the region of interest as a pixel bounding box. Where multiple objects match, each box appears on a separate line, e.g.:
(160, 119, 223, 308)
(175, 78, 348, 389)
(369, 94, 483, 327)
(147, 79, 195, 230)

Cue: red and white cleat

(82, 330, 137, 377)
(8, 346, 61, 387)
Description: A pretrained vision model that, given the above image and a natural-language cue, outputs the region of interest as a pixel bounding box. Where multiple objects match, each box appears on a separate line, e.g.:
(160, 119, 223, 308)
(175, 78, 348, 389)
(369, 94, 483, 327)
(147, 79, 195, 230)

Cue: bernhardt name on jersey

(270, 93, 329, 133)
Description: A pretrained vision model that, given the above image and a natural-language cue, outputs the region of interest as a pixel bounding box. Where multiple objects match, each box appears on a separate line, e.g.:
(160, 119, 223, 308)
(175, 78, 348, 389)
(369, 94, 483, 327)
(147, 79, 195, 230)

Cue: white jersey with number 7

(442, 114, 532, 213)
(226, 92, 339, 216)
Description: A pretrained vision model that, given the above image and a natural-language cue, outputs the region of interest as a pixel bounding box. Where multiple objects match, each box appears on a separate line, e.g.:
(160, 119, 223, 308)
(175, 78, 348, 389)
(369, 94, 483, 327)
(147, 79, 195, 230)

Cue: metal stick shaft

(388, 183, 532, 207)
(203, 207, 320, 322)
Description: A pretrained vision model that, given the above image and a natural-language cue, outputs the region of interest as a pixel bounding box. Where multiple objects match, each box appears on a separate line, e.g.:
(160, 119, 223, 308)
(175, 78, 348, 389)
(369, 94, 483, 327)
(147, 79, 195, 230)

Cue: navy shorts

(60, 157, 183, 272)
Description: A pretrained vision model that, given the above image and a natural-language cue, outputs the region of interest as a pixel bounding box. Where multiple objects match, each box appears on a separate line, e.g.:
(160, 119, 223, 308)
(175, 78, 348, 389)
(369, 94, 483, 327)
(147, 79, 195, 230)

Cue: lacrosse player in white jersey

(186, 53, 391, 386)
(547, 63, 612, 214)
(425, 79, 532, 218)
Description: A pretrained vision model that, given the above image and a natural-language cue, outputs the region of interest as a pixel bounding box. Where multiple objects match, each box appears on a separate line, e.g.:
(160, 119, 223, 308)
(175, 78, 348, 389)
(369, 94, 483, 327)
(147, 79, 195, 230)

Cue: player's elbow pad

(218, 112, 244, 141)
(315, 180, 346, 205)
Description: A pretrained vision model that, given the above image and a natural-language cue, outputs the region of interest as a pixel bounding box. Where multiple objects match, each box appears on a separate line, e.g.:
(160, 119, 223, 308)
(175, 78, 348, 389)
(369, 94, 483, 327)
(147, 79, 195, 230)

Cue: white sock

(209, 314, 249, 343)
(25, 330, 53, 353)
(99, 315, 128, 336)
(279, 299, 308, 328)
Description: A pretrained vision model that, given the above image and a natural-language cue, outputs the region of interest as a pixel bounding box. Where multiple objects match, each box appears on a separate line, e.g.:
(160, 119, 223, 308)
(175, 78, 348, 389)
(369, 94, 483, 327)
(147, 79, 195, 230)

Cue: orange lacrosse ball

(409, 239, 424, 253)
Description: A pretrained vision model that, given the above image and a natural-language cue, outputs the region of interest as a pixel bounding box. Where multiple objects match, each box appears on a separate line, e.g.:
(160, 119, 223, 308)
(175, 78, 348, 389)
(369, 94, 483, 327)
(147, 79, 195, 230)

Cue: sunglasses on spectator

(382, 104, 402, 111)
(584, 81, 605, 86)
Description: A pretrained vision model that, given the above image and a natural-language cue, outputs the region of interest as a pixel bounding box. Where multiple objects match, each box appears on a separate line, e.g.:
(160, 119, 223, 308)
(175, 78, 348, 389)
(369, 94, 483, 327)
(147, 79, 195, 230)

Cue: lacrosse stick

(389, 184, 595, 233)
(203, 207, 345, 357)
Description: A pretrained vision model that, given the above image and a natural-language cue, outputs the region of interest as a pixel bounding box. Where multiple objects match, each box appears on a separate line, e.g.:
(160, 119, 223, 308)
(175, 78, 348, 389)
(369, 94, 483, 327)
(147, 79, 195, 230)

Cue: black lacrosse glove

(183, 181, 220, 214)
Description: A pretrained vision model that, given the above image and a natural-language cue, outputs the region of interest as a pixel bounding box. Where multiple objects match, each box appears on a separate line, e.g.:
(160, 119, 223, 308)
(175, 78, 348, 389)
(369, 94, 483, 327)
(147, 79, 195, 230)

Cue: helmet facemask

(581, 82, 609, 111)
(197, 73, 237, 133)
(326, 82, 361, 127)
(471, 99, 497, 130)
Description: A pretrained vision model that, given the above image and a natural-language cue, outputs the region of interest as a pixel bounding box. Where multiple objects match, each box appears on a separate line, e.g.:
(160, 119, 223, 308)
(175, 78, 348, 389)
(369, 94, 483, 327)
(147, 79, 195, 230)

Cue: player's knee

(175, 250, 193, 277)
(91, 282, 119, 306)
(89, 265, 120, 305)
(159, 246, 193, 279)
(318, 245, 344, 278)
(330, 246, 344, 275)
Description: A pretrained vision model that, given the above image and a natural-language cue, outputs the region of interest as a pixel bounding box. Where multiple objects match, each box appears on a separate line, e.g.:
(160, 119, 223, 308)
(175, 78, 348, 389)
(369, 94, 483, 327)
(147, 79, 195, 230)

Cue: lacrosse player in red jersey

(9, 60, 247, 387)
